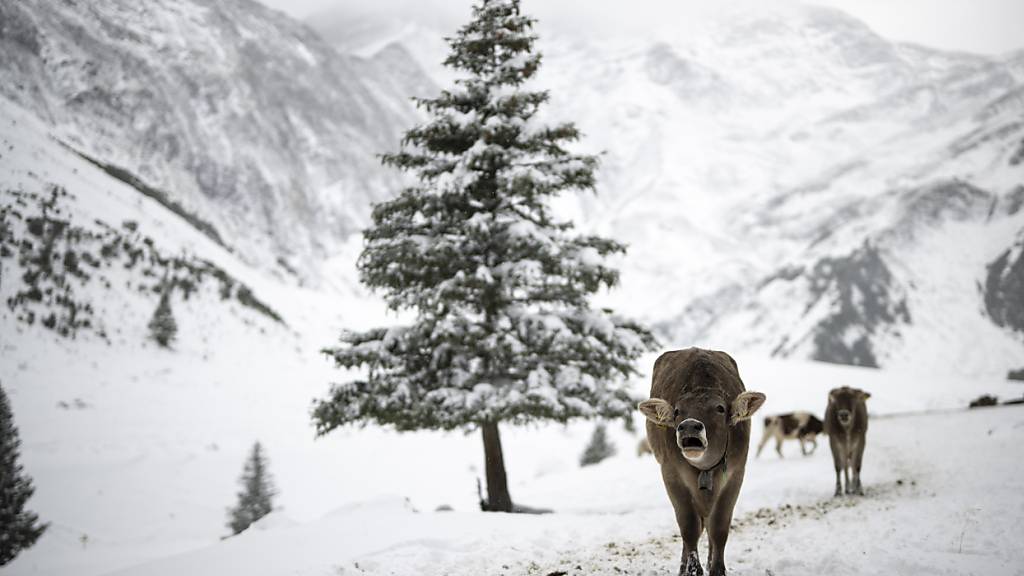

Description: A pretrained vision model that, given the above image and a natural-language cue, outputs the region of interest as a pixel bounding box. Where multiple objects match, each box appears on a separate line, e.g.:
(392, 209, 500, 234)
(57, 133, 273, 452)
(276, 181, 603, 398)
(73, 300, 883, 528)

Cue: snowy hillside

(0, 91, 376, 575)
(0, 0, 432, 278)
(310, 3, 1024, 376)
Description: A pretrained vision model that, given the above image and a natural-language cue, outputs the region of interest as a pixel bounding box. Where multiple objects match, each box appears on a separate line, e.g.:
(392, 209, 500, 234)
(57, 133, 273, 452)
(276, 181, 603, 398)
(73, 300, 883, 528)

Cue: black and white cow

(756, 411, 823, 458)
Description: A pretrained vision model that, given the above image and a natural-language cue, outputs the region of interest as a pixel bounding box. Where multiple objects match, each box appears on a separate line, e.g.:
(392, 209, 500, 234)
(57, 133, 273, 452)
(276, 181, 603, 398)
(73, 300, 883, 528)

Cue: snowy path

(490, 407, 1024, 576)
(90, 404, 1024, 576)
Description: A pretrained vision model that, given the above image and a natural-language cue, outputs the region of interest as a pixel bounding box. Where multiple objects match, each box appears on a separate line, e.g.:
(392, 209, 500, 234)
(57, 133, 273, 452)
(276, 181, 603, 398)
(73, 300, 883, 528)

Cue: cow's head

(639, 389, 765, 468)
(829, 386, 870, 429)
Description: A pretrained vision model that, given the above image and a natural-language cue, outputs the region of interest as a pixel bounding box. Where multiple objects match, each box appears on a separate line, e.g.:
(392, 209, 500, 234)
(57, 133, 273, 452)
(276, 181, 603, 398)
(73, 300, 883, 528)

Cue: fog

(260, 0, 1024, 55)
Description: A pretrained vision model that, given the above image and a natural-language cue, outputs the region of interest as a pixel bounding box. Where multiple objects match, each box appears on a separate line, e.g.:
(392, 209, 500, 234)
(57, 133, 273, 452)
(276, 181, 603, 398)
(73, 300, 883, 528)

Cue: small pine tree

(148, 285, 177, 348)
(580, 422, 616, 467)
(226, 442, 276, 536)
(0, 383, 47, 566)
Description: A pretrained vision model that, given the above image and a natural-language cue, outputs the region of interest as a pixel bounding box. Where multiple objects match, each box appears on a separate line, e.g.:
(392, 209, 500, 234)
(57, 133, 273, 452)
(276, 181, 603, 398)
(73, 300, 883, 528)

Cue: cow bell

(698, 469, 713, 491)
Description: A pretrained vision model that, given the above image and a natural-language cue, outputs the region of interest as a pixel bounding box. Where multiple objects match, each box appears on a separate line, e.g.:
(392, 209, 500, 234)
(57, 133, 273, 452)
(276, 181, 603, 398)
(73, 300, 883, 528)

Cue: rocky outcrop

(796, 243, 910, 368)
(984, 232, 1024, 333)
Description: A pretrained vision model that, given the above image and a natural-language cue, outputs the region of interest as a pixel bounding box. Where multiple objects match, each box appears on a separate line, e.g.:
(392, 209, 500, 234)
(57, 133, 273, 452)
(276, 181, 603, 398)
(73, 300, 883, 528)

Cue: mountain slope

(309, 3, 1024, 376)
(0, 90, 385, 576)
(0, 0, 432, 278)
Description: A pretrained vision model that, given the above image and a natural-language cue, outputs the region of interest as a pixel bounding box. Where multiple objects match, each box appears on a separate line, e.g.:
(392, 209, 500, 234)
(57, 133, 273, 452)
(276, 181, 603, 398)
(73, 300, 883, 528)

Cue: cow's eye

(673, 408, 680, 418)
(716, 405, 726, 414)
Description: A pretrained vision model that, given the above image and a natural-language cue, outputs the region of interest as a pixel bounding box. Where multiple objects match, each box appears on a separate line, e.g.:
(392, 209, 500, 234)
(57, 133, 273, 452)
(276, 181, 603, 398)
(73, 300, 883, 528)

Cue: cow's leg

(829, 435, 844, 497)
(852, 438, 866, 495)
(775, 436, 784, 459)
(706, 528, 714, 574)
(755, 430, 771, 458)
(706, 478, 742, 576)
(678, 509, 703, 576)
(661, 466, 703, 576)
(809, 436, 818, 454)
(799, 437, 808, 456)
(843, 449, 853, 495)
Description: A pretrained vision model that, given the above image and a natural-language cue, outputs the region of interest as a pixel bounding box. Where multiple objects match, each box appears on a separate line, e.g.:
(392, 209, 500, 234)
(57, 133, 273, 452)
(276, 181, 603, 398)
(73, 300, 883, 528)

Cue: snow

(4, 265, 1024, 576)
(6, 336, 1023, 576)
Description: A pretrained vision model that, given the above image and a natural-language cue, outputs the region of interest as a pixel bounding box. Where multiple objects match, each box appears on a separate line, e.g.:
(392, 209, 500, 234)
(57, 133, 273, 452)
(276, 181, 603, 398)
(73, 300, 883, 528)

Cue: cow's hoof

(679, 552, 703, 576)
(680, 563, 704, 576)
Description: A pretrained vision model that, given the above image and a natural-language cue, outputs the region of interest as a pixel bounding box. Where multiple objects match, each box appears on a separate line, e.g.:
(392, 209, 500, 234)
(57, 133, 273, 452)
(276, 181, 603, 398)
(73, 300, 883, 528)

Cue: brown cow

(824, 386, 870, 496)
(638, 348, 766, 576)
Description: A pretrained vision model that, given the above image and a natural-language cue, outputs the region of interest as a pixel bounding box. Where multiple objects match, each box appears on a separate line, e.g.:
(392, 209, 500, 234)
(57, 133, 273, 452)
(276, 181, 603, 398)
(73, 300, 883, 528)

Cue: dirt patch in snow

(520, 478, 923, 576)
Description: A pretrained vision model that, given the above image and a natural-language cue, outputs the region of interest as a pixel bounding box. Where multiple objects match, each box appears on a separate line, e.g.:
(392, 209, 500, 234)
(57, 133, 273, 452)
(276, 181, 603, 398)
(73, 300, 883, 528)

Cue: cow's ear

(829, 389, 839, 402)
(860, 391, 871, 401)
(638, 398, 674, 426)
(729, 391, 766, 426)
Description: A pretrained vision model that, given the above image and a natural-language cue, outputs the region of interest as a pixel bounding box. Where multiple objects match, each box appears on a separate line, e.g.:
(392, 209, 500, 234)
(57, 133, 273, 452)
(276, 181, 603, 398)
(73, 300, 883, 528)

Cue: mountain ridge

(306, 2, 1024, 375)
(1, 0, 1021, 374)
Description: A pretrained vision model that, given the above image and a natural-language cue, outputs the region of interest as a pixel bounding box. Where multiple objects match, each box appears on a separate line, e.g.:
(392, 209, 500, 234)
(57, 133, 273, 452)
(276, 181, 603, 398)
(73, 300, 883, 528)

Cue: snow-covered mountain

(0, 0, 432, 278)
(3, 0, 1020, 373)
(310, 3, 1024, 376)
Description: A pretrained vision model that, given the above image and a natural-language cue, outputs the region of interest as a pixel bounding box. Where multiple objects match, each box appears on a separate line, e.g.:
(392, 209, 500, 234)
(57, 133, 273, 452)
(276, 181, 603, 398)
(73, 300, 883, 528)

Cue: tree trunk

(480, 420, 513, 512)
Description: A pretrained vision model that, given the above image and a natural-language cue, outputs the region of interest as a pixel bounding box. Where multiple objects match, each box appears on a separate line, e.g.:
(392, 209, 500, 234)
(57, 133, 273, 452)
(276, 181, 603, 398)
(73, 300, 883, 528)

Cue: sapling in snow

(226, 442, 276, 535)
(580, 422, 616, 467)
(148, 283, 177, 348)
(312, 0, 656, 513)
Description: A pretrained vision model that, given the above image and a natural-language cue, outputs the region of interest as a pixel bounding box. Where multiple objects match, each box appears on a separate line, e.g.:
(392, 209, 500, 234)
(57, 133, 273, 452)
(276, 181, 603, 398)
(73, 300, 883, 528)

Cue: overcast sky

(258, 0, 1024, 56)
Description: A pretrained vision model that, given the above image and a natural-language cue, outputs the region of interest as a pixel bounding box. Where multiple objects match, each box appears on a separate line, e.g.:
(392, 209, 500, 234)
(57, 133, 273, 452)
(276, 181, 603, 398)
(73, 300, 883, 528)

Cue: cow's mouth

(679, 436, 706, 454)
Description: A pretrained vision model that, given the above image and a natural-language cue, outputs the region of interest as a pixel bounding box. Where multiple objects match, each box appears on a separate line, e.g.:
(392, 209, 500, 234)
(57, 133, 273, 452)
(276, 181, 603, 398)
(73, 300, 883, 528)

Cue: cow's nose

(677, 418, 704, 435)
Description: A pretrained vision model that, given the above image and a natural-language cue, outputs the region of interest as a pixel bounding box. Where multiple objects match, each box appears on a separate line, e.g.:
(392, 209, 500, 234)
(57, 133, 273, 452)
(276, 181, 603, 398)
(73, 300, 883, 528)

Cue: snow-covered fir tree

(226, 442, 276, 536)
(580, 423, 616, 467)
(148, 284, 177, 348)
(312, 0, 656, 513)
(0, 383, 47, 566)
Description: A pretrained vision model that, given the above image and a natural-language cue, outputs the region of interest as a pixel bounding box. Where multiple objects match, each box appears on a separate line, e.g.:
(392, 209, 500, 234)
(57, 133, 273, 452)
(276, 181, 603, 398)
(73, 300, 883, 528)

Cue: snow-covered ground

(3, 323, 1023, 576)
(99, 403, 1024, 576)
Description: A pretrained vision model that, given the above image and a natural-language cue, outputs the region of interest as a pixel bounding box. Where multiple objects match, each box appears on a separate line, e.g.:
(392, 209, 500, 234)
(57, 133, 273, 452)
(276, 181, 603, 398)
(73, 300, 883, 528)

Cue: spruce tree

(580, 422, 616, 467)
(312, 0, 656, 512)
(0, 382, 47, 566)
(226, 442, 276, 536)
(148, 284, 177, 348)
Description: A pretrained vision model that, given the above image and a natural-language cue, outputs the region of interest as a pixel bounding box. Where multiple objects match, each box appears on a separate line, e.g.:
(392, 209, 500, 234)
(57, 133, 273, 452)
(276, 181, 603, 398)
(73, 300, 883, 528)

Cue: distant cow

(638, 348, 766, 576)
(637, 437, 653, 457)
(824, 386, 870, 496)
(756, 411, 824, 458)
